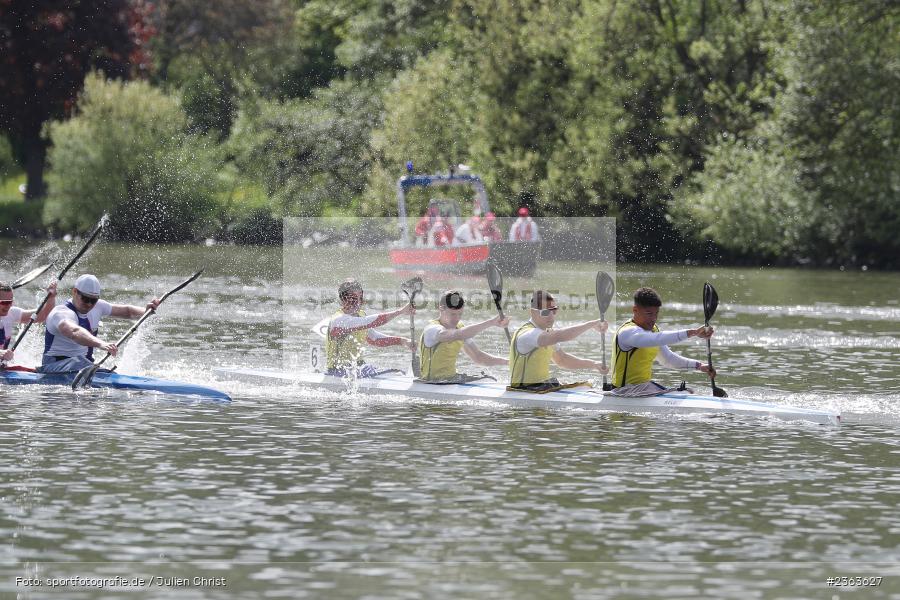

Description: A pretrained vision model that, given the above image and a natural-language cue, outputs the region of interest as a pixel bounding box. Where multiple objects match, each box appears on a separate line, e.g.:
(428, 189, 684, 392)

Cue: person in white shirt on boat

(612, 287, 716, 392)
(509, 207, 540, 242)
(509, 290, 608, 391)
(453, 216, 484, 245)
(419, 290, 508, 382)
(326, 279, 415, 378)
(38, 274, 161, 374)
(0, 279, 57, 364)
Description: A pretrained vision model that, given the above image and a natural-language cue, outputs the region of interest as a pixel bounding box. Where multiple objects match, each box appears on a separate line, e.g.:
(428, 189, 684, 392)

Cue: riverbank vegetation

(0, 0, 897, 267)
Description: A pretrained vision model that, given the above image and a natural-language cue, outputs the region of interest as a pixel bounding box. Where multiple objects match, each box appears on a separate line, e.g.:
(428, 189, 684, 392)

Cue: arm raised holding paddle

(109, 297, 162, 319)
(610, 286, 720, 393)
(71, 271, 202, 388)
(508, 290, 609, 392)
(39, 273, 165, 376)
(321, 279, 416, 379)
(1, 279, 57, 364)
(8, 213, 108, 356)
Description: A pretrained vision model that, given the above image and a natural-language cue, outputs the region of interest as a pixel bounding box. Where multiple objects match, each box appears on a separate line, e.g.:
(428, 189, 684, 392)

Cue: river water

(2, 241, 899, 599)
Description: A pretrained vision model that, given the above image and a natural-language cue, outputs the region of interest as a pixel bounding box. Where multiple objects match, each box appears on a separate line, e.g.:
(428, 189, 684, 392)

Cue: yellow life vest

(612, 320, 660, 387)
(418, 319, 465, 380)
(326, 309, 368, 370)
(509, 321, 554, 387)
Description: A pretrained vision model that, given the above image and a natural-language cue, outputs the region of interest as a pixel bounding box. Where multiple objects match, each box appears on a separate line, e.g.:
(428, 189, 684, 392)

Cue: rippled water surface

(2, 241, 899, 599)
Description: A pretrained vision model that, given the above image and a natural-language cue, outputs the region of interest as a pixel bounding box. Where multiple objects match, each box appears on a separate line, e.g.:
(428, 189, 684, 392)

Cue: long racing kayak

(214, 367, 839, 425)
(1, 368, 231, 401)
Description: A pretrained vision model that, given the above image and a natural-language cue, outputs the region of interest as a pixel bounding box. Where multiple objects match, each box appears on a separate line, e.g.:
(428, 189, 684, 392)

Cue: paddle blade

(12, 263, 53, 289)
(712, 384, 728, 398)
(71, 364, 101, 390)
(400, 276, 424, 297)
(703, 282, 719, 324)
(595, 271, 615, 316)
(486, 260, 503, 304)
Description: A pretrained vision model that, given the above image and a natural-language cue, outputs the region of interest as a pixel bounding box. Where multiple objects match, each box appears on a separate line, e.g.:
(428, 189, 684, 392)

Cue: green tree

(364, 49, 481, 215)
(777, 0, 900, 266)
(44, 73, 222, 242)
(676, 0, 900, 267)
(670, 132, 811, 262)
(0, 0, 147, 200)
(229, 79, 382, 216)
(147, 0, 298, 138)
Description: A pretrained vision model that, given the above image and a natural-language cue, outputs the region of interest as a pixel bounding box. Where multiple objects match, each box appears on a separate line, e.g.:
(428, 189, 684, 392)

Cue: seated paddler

(611, 287, 716, 393)
(418, 290, 508, 383)
(39, 274, 160, 374)
(509, 290, 608, 392)
(325, 279, 415, 378)
(1, 279, 57, 366)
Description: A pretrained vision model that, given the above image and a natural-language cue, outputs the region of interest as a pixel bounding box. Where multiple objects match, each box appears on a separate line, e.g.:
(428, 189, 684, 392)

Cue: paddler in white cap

(38, 274, 161, 374)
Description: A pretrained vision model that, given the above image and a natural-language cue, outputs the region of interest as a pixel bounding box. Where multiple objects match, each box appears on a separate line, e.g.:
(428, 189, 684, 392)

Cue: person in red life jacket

(1, 279, 58, 365)
(454, 215, 483, 245)
(509, 207, 541, 242)
(428, 215, 455, 246)
(414, 206, 439, 246)
(480, 212, 503, 243)
(325, 279, 416, 378)
(38, 274, 161, 374)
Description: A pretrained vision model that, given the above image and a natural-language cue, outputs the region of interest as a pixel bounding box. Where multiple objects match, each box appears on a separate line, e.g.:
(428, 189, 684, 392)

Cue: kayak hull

(214, 367, 838, 425)
(1, 369, 231, 401)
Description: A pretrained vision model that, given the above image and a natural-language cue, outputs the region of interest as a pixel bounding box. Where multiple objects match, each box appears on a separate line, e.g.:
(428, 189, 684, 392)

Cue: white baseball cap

(74, 274, 102, 298)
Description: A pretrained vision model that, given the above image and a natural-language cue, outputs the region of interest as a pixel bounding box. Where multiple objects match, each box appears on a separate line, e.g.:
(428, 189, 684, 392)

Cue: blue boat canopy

(396, 171, 491, 246)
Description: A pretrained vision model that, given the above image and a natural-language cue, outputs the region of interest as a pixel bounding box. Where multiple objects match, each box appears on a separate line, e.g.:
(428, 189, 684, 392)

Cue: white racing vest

(43, 300, 113, 360)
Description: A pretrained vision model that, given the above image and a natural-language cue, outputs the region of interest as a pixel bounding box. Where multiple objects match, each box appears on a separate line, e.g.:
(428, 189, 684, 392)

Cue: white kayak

(214, 367, 840, 426)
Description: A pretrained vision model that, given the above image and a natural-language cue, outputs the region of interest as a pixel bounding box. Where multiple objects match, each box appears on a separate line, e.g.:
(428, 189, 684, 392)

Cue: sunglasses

(78, 291, 99, 305)
(538, 306, 559, 317)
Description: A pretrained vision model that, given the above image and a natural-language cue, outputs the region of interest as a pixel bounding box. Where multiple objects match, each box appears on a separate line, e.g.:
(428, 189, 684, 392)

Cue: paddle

(9, 214, 109, 352)
(11, 263, 53, 289)
(703, 281, 727, 398)
(400, 276, 424, 378)
(72, 270, 203, 390)
(595, 271, 615, 391)
(486, 260, 512, 342)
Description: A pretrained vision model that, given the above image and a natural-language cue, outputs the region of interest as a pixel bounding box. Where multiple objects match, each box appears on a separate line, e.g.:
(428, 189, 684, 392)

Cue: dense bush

(44, 74, 223, 242)
(676, 1, 900, 267)
(0, 199, 43, 237)
(228, 80, 380, 217)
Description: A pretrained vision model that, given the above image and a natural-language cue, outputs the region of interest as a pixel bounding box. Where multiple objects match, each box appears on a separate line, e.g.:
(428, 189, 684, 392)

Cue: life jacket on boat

(418, 319, 465, 381)
(509, 321, 554, 387)
(612, 319, 660, 387)
(428, 219, 454, 247)
(43, 301, 97, 361)
(325, 309, 368, 370)
(511, 218, 538, 242)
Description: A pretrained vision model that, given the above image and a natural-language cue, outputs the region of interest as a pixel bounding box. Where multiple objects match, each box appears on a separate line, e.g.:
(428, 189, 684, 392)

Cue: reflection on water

(1, 241, 899, 598)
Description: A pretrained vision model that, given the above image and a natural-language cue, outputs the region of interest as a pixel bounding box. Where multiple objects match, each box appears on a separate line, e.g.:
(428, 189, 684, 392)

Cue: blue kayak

(0, 369, 231, 401)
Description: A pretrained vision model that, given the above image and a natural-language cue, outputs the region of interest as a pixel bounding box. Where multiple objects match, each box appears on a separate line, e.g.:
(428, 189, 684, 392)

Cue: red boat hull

(389, 242, 539, 276)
